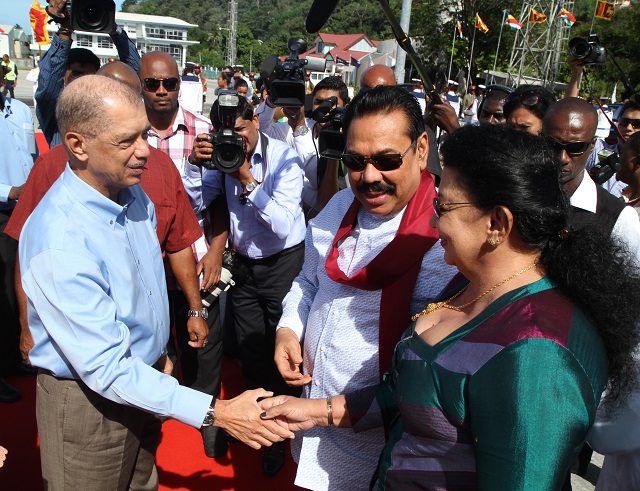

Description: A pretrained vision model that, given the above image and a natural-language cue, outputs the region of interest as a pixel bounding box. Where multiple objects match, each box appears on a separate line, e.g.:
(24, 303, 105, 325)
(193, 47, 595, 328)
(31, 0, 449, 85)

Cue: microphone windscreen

(306, 0, 341, 33)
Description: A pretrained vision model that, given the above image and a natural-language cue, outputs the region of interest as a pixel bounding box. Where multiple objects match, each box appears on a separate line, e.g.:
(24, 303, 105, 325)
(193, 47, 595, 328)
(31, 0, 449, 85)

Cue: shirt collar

(149, 107, 189, 139)
(62, 165, 136, 229)
(569, 172, 597, 213)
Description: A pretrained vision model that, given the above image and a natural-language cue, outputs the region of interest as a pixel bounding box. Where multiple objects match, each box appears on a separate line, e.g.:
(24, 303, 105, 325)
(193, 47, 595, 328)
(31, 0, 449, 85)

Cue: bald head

(97, 61, 142, 92)
(543, 97, 598, 138)
(139, 51, 179, 78)
(361, 65, 396, 89)
(57, 74, 144, 139)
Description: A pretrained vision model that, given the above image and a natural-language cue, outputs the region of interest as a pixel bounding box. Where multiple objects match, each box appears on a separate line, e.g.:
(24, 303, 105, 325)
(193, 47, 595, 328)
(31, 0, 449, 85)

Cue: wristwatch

(244, 181, 259, 193)
(202, 402, 216, 427)
(187, 308, 208, 320)
(293, 125, 309, 137)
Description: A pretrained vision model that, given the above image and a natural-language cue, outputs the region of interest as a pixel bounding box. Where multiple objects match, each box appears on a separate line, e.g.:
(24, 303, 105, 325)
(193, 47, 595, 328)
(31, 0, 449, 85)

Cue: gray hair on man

(56, 74, 144, 140)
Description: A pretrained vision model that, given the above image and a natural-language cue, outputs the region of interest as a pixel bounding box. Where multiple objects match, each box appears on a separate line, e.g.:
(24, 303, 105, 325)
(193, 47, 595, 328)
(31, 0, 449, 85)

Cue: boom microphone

(306, 0, 341, 33)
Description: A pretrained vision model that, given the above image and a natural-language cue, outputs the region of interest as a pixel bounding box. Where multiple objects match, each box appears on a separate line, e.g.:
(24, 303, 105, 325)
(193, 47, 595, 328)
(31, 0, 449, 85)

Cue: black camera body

(201, 249, 251, 308)
(569, 35, 606, 65)
(589, 148, 620, 185)
(310, 96, 346, 159)
(57, 0, 116, 33)
(202, 91, 247, 174)
(269, 38, 326, 107)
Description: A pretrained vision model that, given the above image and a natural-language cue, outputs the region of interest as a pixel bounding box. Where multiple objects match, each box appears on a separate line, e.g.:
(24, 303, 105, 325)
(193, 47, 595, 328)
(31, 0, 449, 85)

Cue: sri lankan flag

(29, 0, 50, 45)
(595, 1, 615, 20)
(476, 13, 489, 33)
(529, 8, 548, 23)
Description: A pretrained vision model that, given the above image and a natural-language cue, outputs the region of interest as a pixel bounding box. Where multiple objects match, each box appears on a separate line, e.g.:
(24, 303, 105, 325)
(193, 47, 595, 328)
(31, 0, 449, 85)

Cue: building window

(97, 37, 114, 49)
(166, 30, 184, 40)
(147, 27, 165, 39)
(76, 34, 92, 47)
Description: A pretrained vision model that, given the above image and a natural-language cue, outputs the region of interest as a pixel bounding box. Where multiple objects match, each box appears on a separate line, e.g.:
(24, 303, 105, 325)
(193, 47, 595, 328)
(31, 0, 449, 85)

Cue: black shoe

(262, 440, 285, 477)
(201, 426, 228, 459)
(0, 377, 21, 403)
(12, 361, 39, 377)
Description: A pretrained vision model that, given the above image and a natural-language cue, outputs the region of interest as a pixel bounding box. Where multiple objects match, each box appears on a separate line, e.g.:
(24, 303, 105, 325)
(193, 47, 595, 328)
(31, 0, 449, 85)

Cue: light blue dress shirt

(184, 132, 307, 259)
(0, 94, 37, 209)
(19, 166, 211, 428)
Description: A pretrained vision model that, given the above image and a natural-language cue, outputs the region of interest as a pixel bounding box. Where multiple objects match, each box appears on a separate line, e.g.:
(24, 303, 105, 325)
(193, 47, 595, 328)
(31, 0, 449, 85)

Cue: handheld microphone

(306, 0, 341, 33)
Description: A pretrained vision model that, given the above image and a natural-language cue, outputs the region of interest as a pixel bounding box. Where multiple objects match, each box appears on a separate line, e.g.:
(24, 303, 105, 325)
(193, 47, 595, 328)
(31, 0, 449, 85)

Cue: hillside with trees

(122, 0, 639, 97)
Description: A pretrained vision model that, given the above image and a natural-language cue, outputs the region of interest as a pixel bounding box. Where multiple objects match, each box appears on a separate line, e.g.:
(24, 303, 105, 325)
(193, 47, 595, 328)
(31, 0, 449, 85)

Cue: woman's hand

(259, 395, 326, 432)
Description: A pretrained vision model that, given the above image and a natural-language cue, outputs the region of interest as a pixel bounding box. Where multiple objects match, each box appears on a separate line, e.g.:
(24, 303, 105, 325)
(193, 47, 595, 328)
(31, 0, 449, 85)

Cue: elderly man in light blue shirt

(0, 92, 37, 403)
(19, 75, 291, 489)
(185, 95, 306, 477)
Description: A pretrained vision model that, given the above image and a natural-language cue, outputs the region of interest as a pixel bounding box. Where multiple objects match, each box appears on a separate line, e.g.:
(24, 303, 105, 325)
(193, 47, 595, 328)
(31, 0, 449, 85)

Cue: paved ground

(7, 65, 604, 491)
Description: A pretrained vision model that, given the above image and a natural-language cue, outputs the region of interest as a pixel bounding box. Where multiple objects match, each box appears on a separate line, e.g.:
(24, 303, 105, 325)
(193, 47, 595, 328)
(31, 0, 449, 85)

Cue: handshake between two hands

(214, 389, 322, 450)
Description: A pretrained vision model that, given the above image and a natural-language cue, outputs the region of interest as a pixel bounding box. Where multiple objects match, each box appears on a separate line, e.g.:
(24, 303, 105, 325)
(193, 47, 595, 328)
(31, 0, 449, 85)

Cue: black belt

(237, 241, 304, 266)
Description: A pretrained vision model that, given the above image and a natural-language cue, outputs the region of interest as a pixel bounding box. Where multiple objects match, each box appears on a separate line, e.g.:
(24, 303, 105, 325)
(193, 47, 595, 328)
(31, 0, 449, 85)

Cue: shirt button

(149, 290, 152, 296)
(110, 220, 114, 225)
(314, 380, 319, 386)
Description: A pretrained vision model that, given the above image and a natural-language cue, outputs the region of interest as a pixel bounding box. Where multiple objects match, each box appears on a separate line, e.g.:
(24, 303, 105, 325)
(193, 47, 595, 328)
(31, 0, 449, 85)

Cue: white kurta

(279, 188, 458, 491)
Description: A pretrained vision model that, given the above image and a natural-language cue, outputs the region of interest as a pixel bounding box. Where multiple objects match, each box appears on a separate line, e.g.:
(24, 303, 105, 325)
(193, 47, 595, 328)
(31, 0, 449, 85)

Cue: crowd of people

(1, 4, 640, 490)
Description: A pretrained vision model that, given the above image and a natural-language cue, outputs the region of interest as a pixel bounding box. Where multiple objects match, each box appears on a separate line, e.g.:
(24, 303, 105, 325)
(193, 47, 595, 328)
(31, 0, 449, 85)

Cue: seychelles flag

(557, 7, 576, 26)
(505, 12, 523, 30)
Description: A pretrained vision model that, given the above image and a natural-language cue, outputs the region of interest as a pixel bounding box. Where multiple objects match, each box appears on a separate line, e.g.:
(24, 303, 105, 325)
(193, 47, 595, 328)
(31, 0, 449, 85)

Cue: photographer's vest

(570, 185, 625, 237)
(3, 61, 16, 81)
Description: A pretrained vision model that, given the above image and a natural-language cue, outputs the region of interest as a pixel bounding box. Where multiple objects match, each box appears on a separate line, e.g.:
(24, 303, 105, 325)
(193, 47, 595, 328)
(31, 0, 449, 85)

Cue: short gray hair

(56, 74, 144, 140)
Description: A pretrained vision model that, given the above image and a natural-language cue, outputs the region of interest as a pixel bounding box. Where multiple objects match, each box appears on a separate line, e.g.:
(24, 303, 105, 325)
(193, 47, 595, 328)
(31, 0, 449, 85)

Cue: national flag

(505, 11, 523, 30)
(529, 8, 548, 23)
(476, 13, 489, 33)
(350, 56, 361, 68)
(456, 19, 464, 39)
(29, 0, 50, 45)
(595, 1, 615, 20)
(557, 7, 576, 26)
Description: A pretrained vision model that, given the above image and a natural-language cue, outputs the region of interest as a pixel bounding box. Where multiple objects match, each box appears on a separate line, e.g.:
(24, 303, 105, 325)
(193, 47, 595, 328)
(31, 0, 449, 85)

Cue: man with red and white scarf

(274, 85, 457, 491)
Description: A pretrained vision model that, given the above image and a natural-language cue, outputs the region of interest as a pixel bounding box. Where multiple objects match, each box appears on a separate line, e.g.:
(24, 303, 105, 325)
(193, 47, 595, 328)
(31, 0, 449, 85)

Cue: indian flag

(505, 12, 523, 30)
(557, 7, 576, 26)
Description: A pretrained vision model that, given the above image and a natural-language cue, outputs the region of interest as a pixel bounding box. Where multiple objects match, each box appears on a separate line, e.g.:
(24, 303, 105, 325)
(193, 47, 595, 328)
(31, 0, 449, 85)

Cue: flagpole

(467, 14, 478, 90)
(490, 10, 506, 84)
(447, 20, 457, 82)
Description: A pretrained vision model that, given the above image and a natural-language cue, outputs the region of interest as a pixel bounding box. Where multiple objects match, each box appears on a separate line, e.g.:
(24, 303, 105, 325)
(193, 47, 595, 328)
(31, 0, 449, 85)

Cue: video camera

(267, 38, 326, 107)
(51, 0, 116, 33)
(589, 148, 620, 185)
(201, 90, 246, 174)
(569, 35, 607, 65)
(310, 96, 346, 159)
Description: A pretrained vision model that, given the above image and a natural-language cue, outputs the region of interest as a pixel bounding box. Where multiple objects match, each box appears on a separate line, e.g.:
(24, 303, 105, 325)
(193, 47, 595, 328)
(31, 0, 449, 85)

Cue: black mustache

(356, 182, 396, 194)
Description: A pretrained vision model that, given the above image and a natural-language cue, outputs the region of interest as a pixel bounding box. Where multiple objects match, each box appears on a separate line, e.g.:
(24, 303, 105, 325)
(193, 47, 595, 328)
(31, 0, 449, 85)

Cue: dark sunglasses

(143, 77, 180, 92)
(544, 136, 594, 156)
(505, 89, 543, 107)
(433, 198, 477, 218)
(619, 118, 640, 130)
(341, 141, 416, 172)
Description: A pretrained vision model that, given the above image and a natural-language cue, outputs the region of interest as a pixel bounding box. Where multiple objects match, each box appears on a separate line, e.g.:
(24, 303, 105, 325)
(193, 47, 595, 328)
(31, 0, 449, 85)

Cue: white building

(1, 24, 30, 59)
(29, 12, 199, 67)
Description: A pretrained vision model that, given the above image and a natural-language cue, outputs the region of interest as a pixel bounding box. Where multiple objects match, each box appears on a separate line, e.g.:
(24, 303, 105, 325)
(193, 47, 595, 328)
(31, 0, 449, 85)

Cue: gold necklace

(412, 262, 538, 321)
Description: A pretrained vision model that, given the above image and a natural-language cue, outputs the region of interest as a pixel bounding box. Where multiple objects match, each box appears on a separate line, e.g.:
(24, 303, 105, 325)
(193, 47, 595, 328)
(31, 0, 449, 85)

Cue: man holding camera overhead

(185, 94, 306, 476)
(138, 51, 230, 459)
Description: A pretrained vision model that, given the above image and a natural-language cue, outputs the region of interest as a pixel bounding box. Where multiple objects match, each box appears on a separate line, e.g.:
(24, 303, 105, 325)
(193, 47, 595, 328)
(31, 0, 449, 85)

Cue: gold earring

(487, 237, 496, 247)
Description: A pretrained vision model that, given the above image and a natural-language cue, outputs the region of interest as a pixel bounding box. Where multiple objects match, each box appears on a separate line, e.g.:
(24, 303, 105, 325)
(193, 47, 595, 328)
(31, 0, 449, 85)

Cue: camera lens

(214, 143, 245, 173)
(80, 3, 105, 27)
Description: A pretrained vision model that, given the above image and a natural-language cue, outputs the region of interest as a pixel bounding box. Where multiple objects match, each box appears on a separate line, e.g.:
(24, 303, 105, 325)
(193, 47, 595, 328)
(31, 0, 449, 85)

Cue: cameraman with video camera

(186, 94, 306, 476)
(37, 0, 140, 147)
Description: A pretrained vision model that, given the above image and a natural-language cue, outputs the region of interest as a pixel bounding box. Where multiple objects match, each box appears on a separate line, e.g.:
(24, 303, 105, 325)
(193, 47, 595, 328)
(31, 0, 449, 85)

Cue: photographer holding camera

(37, 0, 140, 147)
(186, 95, 306, 476)
(257, 76, 349, 214)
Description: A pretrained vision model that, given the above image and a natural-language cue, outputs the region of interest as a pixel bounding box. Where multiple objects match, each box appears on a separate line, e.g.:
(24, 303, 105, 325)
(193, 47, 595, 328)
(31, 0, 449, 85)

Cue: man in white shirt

(256, 76, 349, 213)
(542, 97, 640, 257)
(273, 86, 457, 491)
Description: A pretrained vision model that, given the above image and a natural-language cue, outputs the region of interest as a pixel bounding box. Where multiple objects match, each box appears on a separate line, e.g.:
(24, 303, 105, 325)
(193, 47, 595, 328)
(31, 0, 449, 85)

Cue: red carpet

(0, 357, 302, 491)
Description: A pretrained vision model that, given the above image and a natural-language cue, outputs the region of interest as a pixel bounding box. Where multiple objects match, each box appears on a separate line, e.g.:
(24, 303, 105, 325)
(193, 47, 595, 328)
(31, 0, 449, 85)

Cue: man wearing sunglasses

(139, 51, 231, 460)
(271, 86, 456, 491)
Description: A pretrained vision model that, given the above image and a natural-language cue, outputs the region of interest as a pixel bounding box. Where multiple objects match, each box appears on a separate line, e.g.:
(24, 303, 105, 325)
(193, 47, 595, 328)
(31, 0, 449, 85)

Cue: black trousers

(0, 210, 20, 374)
(167, 290, 223, 398)
(232, 243, 304, 397)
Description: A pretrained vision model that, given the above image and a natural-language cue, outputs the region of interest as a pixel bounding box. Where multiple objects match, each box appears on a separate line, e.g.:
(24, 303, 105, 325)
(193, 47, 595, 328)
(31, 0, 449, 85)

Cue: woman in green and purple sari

(260, 123, 640, 490)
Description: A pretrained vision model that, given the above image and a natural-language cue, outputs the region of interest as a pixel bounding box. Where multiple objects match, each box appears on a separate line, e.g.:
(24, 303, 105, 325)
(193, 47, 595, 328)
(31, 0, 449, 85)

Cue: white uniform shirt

(279, 188, 457, 491)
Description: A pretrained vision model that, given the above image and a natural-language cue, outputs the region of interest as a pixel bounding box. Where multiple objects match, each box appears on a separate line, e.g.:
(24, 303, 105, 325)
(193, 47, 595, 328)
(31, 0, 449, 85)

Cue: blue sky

(2, 0, 125, 33)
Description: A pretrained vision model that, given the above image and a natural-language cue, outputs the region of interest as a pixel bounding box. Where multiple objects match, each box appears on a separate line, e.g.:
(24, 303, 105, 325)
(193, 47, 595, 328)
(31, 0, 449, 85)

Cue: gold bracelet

(326, 396, 334, 427)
